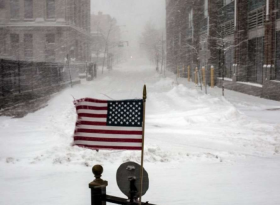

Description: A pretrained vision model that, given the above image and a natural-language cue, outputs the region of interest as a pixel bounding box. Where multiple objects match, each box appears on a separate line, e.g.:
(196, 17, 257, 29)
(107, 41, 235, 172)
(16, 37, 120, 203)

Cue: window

(10, 0, 20, 19)
(248, 37, 264, 84)
(10, 34, 20, 58)
(10, 33, 19, 44)
(46, 34, 55, 44)
(0, 31, 6, 54)
(24, 0, 33, 19)
(248, 0, 266, 11)
(45, 34, 55, 62)
(223, 0, 234, 6)
(189, 9, 193, 29)
(24, 34, 33, 59)
(277, 0, 280, 19)
(46, 0, 55, 19)
(0, 0, 5, 9)
(45, 49, 55, 62)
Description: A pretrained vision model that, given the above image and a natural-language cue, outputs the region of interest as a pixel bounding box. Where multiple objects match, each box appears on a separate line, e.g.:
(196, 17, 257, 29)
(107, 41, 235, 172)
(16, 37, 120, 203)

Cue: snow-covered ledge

(237, 81, 263, 88)
(271, 80, 280, 84)
(217, 77, 233, 81)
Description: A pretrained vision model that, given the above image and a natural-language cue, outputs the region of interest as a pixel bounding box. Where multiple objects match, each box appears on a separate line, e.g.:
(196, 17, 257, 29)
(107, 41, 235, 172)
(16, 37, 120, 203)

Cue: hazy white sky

(91, 0, 166, 47)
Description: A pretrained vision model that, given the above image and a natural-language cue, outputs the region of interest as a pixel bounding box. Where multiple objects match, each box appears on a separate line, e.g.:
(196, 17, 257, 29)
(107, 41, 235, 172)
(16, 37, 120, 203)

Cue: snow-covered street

(1, 63, 280, 205)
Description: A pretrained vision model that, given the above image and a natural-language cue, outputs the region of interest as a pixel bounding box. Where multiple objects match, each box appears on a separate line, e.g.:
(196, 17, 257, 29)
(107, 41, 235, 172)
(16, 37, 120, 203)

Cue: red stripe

(74, 136, 142, 143)
(76, 105, 108, 110)
(83, 98, 108, 103)
(76, 121, 107, 126)
(74, 144, 142, 150)
(76, 129, 142, 135)
(78, 113, 107, 118)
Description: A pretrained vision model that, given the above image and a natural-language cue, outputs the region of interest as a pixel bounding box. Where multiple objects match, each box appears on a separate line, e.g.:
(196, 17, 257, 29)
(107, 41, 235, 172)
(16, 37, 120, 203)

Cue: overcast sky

(91, 0, 166, 48)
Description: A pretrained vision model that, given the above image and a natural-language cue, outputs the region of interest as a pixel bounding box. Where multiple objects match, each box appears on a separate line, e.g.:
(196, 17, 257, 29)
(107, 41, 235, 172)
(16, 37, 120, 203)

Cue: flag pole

(139, 85, 147, 205)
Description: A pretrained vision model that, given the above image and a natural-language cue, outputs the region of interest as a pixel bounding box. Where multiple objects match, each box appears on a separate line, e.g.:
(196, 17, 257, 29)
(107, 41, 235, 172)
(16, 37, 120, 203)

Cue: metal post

(202, 67, 205, 86)
(195, 67, 198, 84)
(0, 59, 4, 97)
(67, 54, 73, 88)
(89, 165, 108, 205)
(18, 60, 21, 94)
(198, 67, 203, 90)
(205, 65, 208, 94)
(211, 66, 214, 88)
(188, 66, 190, 82)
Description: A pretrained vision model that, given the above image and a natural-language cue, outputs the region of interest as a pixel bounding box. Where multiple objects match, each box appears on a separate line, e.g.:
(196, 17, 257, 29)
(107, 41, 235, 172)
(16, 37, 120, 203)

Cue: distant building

(0, 0, 91, 63)
(166, 0, 280, 101)
(91, 12, 121, 66)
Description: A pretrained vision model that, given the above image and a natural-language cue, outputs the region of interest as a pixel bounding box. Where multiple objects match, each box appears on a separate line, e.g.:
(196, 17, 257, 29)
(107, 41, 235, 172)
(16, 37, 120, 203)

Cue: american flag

(73, 98, 144, 150)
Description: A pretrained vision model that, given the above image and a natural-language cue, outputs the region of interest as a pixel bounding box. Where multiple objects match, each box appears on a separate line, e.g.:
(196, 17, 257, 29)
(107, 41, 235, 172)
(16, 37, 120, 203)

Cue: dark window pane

(46, 0, 55, 19)
(24, 0, 33, 19)
(46, 34, 55, 44)
(248, 37, 264, 83)
(0, 0, 5, 9)
(45, 49, 55, 62)
(10, 33, 19, 43)
(24, 34, 33, 58)
(10, 34, 19, 58)
(10, 0, 20, 19)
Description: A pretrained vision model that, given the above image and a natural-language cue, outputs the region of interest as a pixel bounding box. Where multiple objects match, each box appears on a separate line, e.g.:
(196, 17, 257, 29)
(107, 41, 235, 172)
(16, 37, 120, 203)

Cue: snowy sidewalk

(1, 64, 280, 205)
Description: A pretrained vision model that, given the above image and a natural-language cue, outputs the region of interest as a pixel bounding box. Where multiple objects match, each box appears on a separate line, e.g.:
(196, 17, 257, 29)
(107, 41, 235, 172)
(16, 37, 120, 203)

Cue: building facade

(166, 0, 280, 101)
(0, 0, 91, 63)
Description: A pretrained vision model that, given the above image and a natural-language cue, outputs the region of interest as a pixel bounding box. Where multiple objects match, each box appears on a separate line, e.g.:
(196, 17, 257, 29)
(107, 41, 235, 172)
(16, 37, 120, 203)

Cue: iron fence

(0, 59, 79, 97)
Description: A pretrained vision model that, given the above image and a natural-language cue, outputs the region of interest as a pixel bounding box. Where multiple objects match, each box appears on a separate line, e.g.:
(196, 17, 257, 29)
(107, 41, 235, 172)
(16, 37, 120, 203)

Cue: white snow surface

(1, 63, 280, 205)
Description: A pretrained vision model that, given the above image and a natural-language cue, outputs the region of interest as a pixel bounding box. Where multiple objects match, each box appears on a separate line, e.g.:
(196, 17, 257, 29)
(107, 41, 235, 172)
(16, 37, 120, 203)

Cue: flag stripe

(77, 109, 107, 114)
(74, 140, 142, 147)
(77, 117, 107, 122)
(76, 121, 107, 126)
(74, 137, 142, 143)
(78, 113, 107, 118)
(76, 129, 142, 135)
(76, 144, 142, 150)
(74, 132, 142, 139)
(76, 124, 142, 131)
(76, 102, 108, 107)
(82, 98, 108, 103)
(76, 105, 108, 111)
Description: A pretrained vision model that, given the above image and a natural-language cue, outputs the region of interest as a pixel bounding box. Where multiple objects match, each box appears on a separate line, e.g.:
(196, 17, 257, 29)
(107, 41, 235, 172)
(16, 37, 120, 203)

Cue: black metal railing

(0, 58, 80, 112)
(248, 6, 265, 30)
(0, 59, 82, 97)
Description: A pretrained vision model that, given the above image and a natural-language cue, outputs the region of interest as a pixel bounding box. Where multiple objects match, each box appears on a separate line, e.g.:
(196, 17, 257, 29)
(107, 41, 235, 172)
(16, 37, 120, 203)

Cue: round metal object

(116, 161, 149, 198)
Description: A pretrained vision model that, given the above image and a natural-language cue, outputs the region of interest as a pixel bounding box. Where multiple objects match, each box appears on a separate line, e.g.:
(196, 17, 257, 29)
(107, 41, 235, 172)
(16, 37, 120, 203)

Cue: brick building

(166, 0, 280, 101)
(0, 0, 91, 63)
